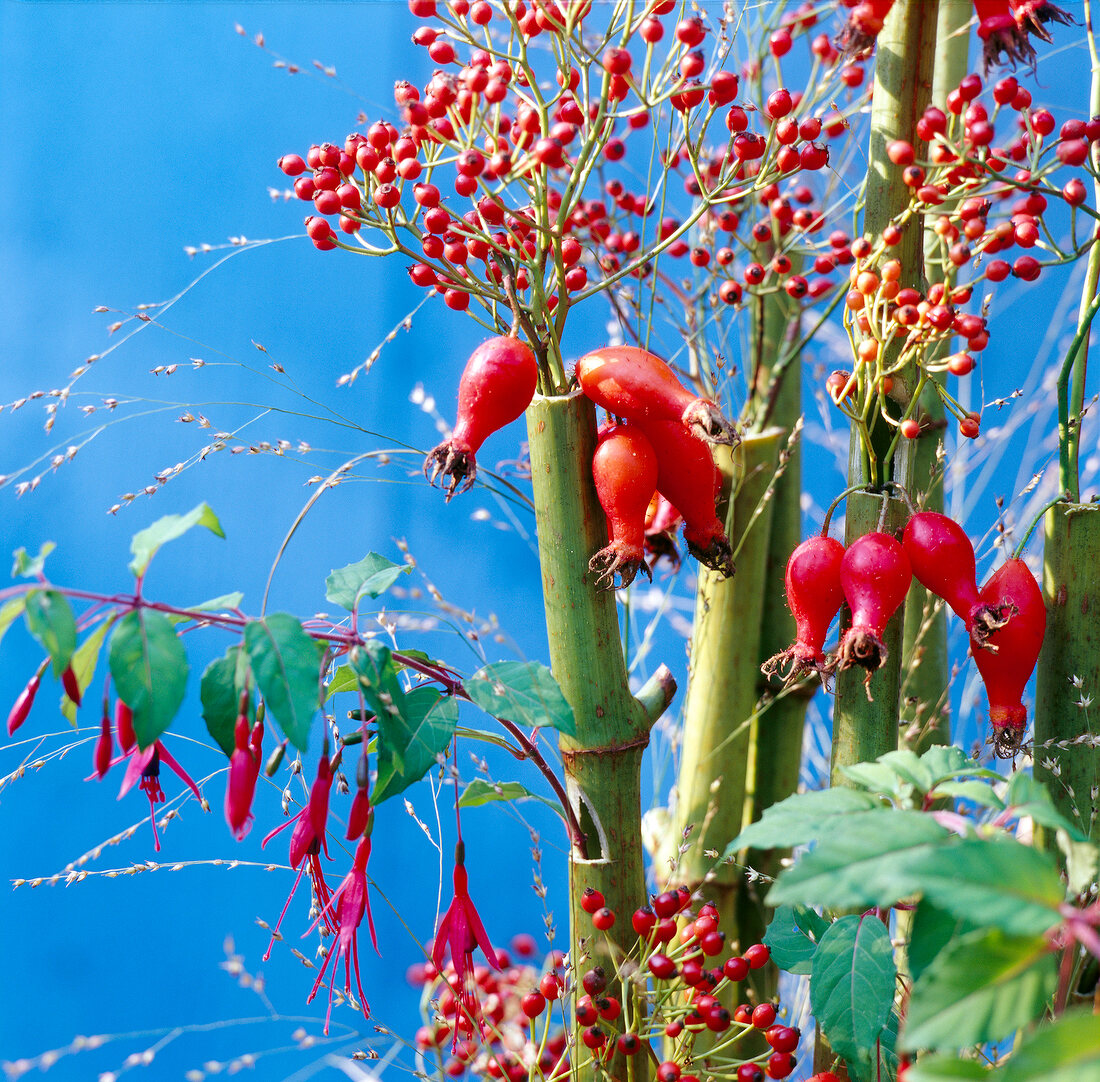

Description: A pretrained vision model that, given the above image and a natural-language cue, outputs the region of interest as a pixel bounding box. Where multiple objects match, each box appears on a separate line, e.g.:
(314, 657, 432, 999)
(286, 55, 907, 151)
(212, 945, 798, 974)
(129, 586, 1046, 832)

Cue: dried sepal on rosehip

(835, 0, 896, 60)
(424, 334, 538, 500)
(576, 345, 740, 447)
(644, 492, 683, 572)
(837, 531, 912, 680)
(588, 424, 658, 591)
(762, 535, 846, 680)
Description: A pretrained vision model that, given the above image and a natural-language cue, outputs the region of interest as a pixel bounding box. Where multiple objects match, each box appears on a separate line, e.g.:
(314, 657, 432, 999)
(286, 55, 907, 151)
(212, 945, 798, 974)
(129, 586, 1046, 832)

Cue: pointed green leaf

(905, 1055, 990, 1082)
(906, 836, 1064, 936)
(723, 787, 882, 856)
(878, 749, 935, 793)
(244, 614, 322, 752)
(325, 553, 409, 611)
(767, 810, 949, 909)
(349, 641, 408, 762)
(325, 663, 361, 702)
(810, 914, 896, 1067)
(201, 645, 251, 757)
(459, 779, 565, 821)
(12, 542, 55, 579)
(907, 899, 981, 985)
(108, 610, 189, 748)
(764, 905, 829, 975)
(192, 591, 244, 613)
(0, 596, 27, 649)
(920, 744, 1000, 785)
(24, 588, 77, 677)
(902, 928, 1057, 1052)
(61, 615, 116, 725)
(467, 661, 575, 736)
(1057, 830, 1099, 896)
(373, 687, 457, 804)
(128, 503, 224, 577)
(932, 780, 1005, 810)
(999, 1010, 1100, 1082)
(840, 760, 909, 795)
(1005, 771, 1087, 841)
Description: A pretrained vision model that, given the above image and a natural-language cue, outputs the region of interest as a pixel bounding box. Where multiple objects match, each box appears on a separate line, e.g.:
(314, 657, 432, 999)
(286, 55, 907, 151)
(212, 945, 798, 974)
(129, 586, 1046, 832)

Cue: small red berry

(581, 887, 605, 914)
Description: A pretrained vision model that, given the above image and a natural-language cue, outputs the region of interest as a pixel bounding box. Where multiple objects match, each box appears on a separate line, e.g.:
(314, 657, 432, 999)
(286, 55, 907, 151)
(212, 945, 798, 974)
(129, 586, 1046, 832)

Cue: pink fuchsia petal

(117, 744, 157, 800)
(307, 755, 333, 858)
(156, 741, 202, 802)
(225, 745, 259, 840)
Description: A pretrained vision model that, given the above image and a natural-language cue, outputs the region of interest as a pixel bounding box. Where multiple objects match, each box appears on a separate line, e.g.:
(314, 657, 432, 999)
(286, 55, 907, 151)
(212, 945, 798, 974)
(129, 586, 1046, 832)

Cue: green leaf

(12, 542, 55, 579)
(933, 780, 1006, 810)
(128, 502, 224, 578)
(108, 610, 189, 748)
(767, 810, 949, 909)
(724, 787, 881, 856)
(1057, 830, 1100, 896)
(459, 779, 565, 820)
(906, 836, 1064, 936)
(1005, 771, 1087, 841)
(764, 905, 829, 975)
(325, 663, 361, 702)
(878, 749, 935, 793)
(920, 744, 1000, 785)
(0, 596, 27, 649)
(810, 914, 896, 1067)
(349, 641, 408, 756)
(373, 687, 457, 804)
(244, 614, 322, 752)
(24, 588, 77, 677)
(192, 591, 244, 613)
(905, 1055, 990, 1082)
(901, 928, 1057, 1052)
(906, 899, 981, 984)
(467, 661, 575, 736)
(999, 1010, 1100, 1082)
(325, 553, 409, 611)
(840, 761, 909, 795)
(201, 646, 251, 757)
(61, 616, 116, 725)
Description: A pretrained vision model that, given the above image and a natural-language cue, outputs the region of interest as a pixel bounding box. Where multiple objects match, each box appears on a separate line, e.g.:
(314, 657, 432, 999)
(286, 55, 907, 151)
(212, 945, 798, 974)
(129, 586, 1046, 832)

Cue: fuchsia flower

(261, 753, 335, 961)
(305, 835, 379, 1034)
(224, 714, 264, 840)
(115, 739, 203, 852)
(432, 842, 501, 1041)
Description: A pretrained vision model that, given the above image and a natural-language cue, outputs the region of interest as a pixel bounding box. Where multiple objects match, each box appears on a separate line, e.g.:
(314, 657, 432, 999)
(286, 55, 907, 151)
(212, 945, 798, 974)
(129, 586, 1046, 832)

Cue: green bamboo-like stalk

(525, 388, 658, 1082)
(661, 431, 782, 951)
(899, 0, 970, 753)
(832, 493, 910, 783)
(834, 0, 938, 786)
(1035, 506, 1100, 842)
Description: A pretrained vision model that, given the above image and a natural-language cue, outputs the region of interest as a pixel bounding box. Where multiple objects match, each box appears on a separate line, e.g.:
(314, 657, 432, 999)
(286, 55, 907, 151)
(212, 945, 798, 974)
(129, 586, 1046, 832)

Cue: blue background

(0, 2, 1093, 1079)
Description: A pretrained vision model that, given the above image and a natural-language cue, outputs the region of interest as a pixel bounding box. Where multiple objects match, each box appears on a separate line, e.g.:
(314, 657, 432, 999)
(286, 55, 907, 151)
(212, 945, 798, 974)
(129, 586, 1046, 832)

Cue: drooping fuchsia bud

(115, 699, 136, 753)
(61, 664, 83, 708)
(346, 749, 373, 840)
(308, 751, 333, 844)
(92, 710, 114, 780)
(225, 712, 261, 841)
(7, 666, 44, 736)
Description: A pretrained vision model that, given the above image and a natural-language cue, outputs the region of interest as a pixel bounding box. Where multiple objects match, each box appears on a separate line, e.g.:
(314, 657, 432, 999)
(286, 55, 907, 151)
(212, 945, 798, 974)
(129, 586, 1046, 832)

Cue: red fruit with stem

(902, 511, 1006, 643)
(576, 345, 739, 446)
(588, 424, 658, 590)
(763, 535, 846, 678)
(973, 558, 1046, 756)
(837, 531, 912, 673)
(424, 335, 539, 500)
(635, 419, 734, 577)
